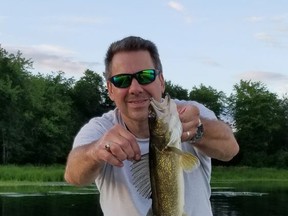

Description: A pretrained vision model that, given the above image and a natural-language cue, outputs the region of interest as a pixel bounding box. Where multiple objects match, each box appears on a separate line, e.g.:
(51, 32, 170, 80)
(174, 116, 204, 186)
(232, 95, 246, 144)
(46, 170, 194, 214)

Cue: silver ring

(198, 118, 202, 126)
(186, 131, 191, 138)
(104, 143, 111, 151)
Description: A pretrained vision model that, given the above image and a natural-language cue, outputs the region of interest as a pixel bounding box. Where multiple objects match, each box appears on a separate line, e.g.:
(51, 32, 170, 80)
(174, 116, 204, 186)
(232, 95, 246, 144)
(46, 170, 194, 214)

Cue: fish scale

(131, 95, 199, 216)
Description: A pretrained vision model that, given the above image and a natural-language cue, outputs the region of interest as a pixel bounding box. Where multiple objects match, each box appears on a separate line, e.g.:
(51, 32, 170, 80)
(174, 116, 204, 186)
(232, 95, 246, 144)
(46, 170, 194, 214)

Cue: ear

(159, 73, 165, 94)
(107, 82, 115, 101)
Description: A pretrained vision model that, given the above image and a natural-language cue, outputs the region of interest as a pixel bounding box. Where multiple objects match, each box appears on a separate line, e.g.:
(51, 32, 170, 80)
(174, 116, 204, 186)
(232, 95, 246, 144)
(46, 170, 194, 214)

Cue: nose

(128, 78, 143, 94)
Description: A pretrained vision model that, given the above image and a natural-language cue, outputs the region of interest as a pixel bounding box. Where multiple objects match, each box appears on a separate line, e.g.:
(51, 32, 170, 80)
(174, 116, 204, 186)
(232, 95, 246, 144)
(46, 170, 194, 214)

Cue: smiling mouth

(129, 99, 148, 104)
(128, 98, 149, 104)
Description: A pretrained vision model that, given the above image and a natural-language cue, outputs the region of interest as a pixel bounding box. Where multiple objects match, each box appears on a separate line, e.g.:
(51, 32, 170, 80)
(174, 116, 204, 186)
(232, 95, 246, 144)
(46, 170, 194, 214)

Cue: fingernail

(135, 154, 141, 161)
(178, 107, 186, 114)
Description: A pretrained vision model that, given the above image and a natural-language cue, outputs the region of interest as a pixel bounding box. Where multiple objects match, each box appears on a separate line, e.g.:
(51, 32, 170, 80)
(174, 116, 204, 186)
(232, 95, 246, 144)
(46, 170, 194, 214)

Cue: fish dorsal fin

(130, 153, 151, 199)
(169, 147, 200, 172)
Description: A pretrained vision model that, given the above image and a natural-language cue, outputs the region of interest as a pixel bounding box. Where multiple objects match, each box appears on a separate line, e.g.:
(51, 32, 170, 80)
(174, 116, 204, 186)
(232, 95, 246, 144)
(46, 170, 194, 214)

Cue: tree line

(1, 46, 288, 167)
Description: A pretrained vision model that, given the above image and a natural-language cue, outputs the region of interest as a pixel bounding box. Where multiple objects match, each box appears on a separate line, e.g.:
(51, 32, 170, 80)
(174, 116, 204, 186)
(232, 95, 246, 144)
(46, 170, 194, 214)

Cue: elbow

(221, 140, 240, 162)
(64, 172, 85, 187)
(64, 166, 82, 186)
(64, 170, 72, 184)
(64, 167, 76, 185)
(64, 165, 95, 187)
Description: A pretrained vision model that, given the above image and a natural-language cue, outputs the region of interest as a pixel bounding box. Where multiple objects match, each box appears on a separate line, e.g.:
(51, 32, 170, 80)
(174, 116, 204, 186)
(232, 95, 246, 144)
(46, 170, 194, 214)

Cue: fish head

(148, 94, 182, 150)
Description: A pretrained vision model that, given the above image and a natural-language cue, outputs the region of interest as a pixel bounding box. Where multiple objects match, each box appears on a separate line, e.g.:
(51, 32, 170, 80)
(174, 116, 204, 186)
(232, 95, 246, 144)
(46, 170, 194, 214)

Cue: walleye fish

(131, 95, 199, 216)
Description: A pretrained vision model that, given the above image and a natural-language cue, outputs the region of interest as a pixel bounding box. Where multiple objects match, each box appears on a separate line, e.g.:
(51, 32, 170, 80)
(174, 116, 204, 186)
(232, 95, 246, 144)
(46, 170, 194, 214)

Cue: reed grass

(1, 165, 288, 188)
(211, 166, 288, 189)
(0, 164, 64, 183)
(212, 166, 288, 181)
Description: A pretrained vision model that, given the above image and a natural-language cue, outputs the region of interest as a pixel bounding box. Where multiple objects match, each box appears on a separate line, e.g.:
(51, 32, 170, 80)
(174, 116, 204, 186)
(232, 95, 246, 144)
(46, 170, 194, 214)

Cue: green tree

(0, 47, 32, 164)
(164, 80, 189, 100)
(24, 72, 75, 164)
(189, 84, 227, 118)
(3, 71, 75, 164)
(72, 70, 114, 126)
(229, 80, 284, 167)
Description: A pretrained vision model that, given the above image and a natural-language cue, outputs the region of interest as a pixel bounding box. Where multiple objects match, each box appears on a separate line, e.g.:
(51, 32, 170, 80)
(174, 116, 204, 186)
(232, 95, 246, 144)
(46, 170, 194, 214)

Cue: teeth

(133, 101, 143, 104)
(131, 100, 146, 103)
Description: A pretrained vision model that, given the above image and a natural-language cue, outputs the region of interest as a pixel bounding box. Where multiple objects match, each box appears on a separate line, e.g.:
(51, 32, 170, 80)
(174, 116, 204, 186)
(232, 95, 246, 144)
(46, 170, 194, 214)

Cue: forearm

(64, 142, 103, 186)
(194, 118, 239, 161)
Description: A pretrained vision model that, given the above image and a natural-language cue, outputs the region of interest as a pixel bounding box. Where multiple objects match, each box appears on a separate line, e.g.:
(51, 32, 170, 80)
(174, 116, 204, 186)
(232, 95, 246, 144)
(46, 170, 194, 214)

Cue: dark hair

(104, 36, 163, 80)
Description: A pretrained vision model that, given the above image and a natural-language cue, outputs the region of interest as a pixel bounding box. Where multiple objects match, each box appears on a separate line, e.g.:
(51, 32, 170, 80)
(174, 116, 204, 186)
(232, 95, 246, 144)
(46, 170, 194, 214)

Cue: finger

(178, 105, 200, 123)
(177, 105, 186, 115)
(180, 120, 199, 142)
(102, 148, 124, 167)
(181, 130, 195, 142)
(181, 121, 194, 133)
(114, 125, 141, 160)
(108, 141, 132, 161)
(107, 125, 141, 161)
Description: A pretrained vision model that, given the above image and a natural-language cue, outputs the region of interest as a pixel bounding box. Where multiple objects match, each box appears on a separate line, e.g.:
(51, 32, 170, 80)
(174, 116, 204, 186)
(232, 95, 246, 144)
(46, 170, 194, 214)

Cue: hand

(177, 104, 201, 142)
(90, 124, 141, 167)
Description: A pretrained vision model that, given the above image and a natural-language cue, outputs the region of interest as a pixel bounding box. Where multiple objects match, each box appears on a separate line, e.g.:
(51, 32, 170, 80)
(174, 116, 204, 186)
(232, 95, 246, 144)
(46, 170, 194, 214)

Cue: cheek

(109, 88, 127, 102)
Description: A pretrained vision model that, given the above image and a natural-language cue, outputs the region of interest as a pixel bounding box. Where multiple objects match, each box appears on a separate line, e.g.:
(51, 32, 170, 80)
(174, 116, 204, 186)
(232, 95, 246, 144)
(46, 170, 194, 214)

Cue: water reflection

(0, 193, 103, 216)
(211, 187, 288, 216)
(0, 184, 288, 216)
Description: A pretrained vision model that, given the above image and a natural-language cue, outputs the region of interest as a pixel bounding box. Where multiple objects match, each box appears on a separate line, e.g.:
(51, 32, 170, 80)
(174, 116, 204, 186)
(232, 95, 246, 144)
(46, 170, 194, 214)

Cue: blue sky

(1, 0, 288, 97)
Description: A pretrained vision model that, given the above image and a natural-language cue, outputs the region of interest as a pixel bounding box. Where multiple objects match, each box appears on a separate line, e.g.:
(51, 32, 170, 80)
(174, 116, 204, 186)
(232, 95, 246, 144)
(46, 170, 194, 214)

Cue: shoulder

(73, 109, 119, 147)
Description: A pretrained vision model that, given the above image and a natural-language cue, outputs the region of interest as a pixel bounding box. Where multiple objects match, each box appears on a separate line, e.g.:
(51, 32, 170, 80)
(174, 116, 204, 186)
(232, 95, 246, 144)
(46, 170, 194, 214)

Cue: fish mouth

(149, 95, 170, 113)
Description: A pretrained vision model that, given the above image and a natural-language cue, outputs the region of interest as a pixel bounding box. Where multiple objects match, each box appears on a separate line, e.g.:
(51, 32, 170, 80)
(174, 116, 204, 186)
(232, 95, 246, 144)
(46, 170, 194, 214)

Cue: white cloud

(4, 44, 100, 77)
(246, 16, 265, 23)
(254, 32, 282, 47)
(247, 14, 288, 48)
(237, 71, 287, 81)
(236, 71, 288, 96)
(254, 32, 274, 42)
(167, 1, 193, 23)
(270, 15, 288, 23)
(277, 26, 288, 33)
(168, 1, 184, 12)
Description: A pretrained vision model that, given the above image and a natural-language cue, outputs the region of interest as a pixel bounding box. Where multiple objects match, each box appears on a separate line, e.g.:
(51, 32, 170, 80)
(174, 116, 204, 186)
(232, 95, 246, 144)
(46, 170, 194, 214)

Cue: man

(64, 36, 239, 216)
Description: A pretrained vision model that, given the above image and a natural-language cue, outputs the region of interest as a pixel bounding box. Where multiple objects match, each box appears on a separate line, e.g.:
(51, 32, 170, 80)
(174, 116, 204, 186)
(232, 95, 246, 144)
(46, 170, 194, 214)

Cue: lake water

(0, 183, 287, 216)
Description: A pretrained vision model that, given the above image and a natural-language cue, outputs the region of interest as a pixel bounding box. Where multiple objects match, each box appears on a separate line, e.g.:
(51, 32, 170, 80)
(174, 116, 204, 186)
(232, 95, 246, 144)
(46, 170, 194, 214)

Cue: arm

(64, 142, 102, 186)
(194, 118, 239, 161)
(178, 103, 239, 162)
(64, 124, 141, 186)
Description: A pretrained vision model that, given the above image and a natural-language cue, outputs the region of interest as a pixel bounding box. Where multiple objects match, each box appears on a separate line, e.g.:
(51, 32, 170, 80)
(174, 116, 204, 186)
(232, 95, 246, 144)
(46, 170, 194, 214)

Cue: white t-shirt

(73, 100, 215, 216)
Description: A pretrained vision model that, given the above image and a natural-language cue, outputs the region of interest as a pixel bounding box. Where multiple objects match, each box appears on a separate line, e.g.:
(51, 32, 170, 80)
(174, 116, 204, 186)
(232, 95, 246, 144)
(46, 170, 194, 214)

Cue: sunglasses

(109, 69, 161, 88)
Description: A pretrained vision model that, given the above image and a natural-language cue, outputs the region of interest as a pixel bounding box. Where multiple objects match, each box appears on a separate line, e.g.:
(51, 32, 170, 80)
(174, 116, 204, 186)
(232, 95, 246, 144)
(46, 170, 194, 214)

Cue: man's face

(107, 50, 165, 123)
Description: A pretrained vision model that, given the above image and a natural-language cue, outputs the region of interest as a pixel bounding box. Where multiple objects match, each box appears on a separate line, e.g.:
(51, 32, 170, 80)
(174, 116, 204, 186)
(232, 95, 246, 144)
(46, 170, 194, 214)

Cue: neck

(123, 119, 149, 139)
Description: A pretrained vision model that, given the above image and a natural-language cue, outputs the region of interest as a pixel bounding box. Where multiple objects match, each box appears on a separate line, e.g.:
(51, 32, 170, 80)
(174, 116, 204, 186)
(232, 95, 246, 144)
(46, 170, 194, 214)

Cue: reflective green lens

(109, 69, 159, 88)
(136, 69, 155, 84)
(111, 75, 132, 88)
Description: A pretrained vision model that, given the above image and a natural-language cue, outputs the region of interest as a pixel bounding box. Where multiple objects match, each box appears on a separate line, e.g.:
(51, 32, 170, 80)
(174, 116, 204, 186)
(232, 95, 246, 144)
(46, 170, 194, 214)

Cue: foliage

(71, 69, 114, 126)
(164, 80, 189, 100)
(0, 47, 288, 168)
(0, 164, 64, 182)
(189, 84, 227, 119)
(0, 47, 116, 165)
(229, 80, 288, 167)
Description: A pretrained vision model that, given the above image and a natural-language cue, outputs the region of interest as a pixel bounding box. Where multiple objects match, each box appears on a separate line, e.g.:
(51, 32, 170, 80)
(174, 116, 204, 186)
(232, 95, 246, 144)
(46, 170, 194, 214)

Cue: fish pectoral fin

(180, 151, 199, 172)
(170, 147, 199, 171)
